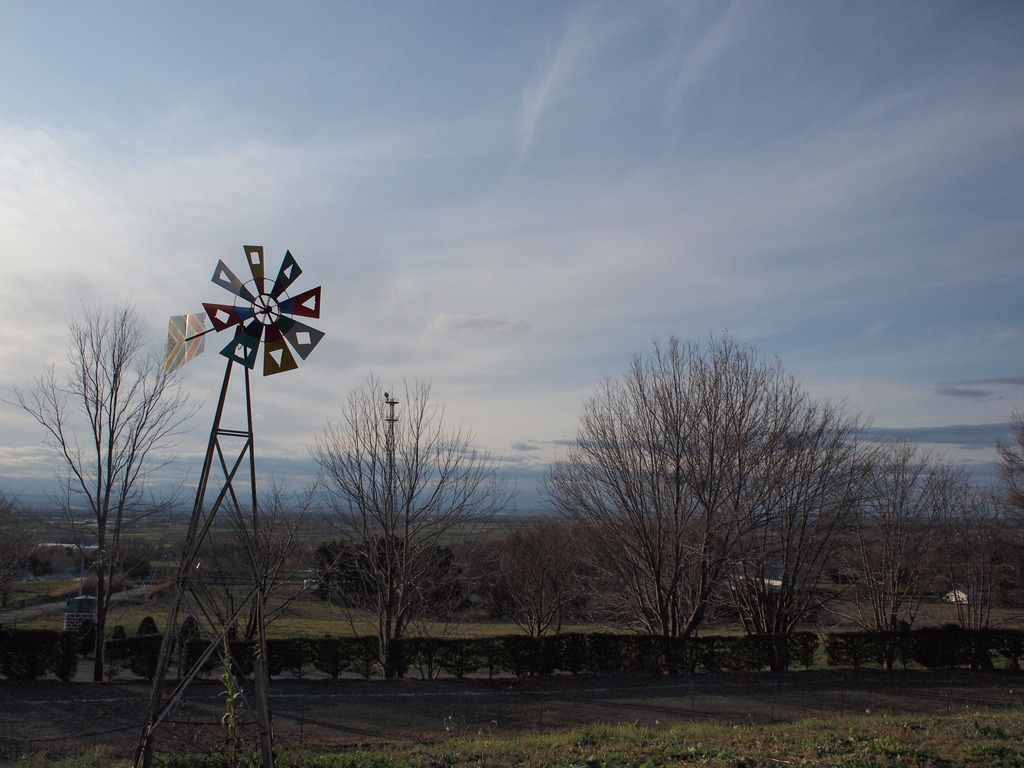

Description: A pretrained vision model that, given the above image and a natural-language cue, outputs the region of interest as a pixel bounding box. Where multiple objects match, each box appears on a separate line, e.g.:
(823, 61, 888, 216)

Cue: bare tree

(0, 493, 35, 608)
(489, 517, 585, 637)
(189, 482, 315, 641)
(727, 400, 865, 636)
(997, 412, 1024, 518)
(9, 303, 195, 680)
(841, 442, 959, 635)
(936, 484, 1008, 630)
(312, 377, 509, 673)
(546, 336, 825, 638)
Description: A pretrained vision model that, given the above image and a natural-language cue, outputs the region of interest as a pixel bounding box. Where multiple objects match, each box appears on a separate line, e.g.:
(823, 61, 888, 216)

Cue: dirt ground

(1, 669, 1023, 760)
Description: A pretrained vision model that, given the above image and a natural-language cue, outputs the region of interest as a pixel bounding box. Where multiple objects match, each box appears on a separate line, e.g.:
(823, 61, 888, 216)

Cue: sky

(1, 1, 1022, 511)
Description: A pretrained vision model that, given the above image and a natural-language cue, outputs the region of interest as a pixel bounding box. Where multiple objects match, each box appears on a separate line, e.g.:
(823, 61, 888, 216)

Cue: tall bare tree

(727, 400, 865, 635)
(312, 377, 509, 673)
(841, 442, 958, 634)
(546, 336, 828, 637)
(9, 303, 195, 680)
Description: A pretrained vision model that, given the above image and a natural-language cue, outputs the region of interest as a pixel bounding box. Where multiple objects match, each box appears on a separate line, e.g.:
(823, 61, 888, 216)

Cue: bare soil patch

(1, 669, 1022, 759)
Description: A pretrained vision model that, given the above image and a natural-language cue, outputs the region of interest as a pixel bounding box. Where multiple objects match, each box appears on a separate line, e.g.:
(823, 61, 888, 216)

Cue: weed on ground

(5, 708, 1024, 767)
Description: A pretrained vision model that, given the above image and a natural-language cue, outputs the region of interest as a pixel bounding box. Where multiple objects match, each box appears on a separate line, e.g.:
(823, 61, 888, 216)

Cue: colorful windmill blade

(165, 313, 208, 373)
(206, 246, 325, 376)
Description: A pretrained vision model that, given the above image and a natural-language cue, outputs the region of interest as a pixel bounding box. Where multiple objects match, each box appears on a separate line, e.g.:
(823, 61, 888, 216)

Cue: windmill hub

(252, 293, 282, 326)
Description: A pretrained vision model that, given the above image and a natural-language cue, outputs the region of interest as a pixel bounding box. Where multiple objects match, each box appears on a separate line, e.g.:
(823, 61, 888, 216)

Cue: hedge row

(102, 635, 380, 681)
(391, 632, 819, 678)
(0, 628, 79, 681)
(824, 627, 1024, 670)
(101, 631, 819, 681)
(11, 626, 1024, 681)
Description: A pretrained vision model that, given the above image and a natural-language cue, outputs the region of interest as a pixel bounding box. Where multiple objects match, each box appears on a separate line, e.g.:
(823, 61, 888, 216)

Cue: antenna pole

(384, 392, 398, 527)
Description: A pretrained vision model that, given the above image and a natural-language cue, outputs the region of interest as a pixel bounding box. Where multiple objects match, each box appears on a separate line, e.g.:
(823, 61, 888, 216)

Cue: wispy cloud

(865, 423, 1015, 449)
(511, 441, 540, 452)
(954, 377, 1024, 387)
(936, 386, 994, 399)
(515, 6, 630, 162)
(667, 1, 762, 112)
(427, 314, 531, 336)
(936, 378, 1024, 400)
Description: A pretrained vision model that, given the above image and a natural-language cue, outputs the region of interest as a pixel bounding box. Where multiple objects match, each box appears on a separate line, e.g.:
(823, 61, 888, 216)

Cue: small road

(0, 585, 152, 625)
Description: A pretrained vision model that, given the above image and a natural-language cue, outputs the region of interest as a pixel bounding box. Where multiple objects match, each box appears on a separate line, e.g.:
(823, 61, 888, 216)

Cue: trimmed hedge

(390, 631, 820, 679)
(0, 628, 79, 680)
(311, 635, 379, 678)
(104, 634, 165, 680)
(823, 627, 1024, 670)
(182, 638, 256, 678)
(8, 625, 1024, 680)
(0, 628, 819, 681)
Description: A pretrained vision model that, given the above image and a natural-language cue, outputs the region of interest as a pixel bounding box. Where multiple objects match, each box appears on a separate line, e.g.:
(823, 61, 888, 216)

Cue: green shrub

(310, 636, 379, 678)
(77, 619, 97, 657)
(182, 638, 256, 679)
(991, 629, 1024, 671)
(825, 630, 911, 669)
(582, 633, 634, 674)
(0, 628, 78, 681)
(909, 626, 998, 669)
(384, 638, 409, 678)
(310, 636, 344, 678)
(438, 638, 486, 678)
(825, 631, 872, 668)
(495, 634, 553, 676)
(475, 637, 506, 678)
(267, 637, 311, 678)
(395, 637, 446, 679)
(664, 636, 701, 674)
(104, 633, 163, 680)
(786, 632, 819, 669)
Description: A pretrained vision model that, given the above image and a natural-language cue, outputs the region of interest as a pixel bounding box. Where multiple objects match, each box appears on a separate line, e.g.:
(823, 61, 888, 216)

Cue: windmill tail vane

(166, 245, 325, 376)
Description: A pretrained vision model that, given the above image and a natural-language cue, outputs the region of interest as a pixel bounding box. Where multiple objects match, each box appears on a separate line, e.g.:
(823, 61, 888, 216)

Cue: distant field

(9, 579, 1023, 647)
(3, 578, 80, 607)
(4, 586, 603, 641)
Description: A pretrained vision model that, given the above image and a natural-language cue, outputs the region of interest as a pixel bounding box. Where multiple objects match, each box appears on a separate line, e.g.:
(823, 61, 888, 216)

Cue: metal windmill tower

(135, 246, 324, 768)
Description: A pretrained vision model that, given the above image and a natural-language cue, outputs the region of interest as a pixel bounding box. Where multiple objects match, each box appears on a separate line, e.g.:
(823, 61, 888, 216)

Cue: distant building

(943, 589, 970, 605)
(63, 595, 97, 631)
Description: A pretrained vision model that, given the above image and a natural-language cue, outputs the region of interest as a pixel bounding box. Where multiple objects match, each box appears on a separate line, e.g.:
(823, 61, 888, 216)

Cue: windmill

(136, 246, 324, 768)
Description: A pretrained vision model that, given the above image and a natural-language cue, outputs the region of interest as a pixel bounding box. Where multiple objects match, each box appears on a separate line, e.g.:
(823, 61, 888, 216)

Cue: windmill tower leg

(135, 359, 274, 768)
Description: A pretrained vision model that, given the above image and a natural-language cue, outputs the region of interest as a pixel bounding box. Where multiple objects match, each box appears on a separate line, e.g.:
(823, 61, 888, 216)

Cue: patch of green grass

(0, 746, 124, 768)
(446, 710, 1008, 768)
(108, 709, 1000, 768)
(965, 743, 1024, 767)
(8, 709, 1021, 768)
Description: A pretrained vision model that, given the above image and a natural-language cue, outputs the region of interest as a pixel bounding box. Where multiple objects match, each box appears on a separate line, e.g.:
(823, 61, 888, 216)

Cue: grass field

(5, 708, 1023, 767)
(4, 576, 607, 640)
